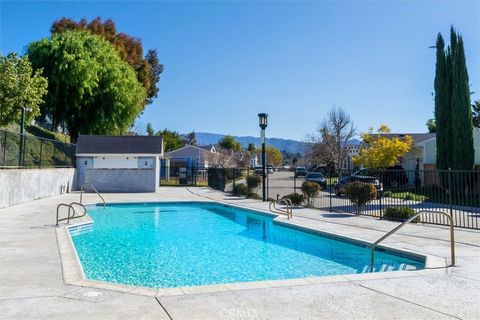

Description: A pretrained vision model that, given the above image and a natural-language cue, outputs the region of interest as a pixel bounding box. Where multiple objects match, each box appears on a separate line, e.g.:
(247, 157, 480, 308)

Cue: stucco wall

(0, 168, 76, 208)
(80, 168, 158, 193)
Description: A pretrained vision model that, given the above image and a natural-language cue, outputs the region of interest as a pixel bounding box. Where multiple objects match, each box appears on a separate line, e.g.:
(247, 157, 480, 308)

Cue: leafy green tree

(218, 135, 242, 152)
(259, 145, 283, 167)
(157, 129, 185, 152)
(353, 125, 413, 169)
(27, 31, 146, 142)
(50, 17, 163, 105)
(426, 118, 436, 133)
(247, 143, 256, 153)
(0, 53, 48, 126)
(146, 123, 155, 136)
(434, 27, 474, 170)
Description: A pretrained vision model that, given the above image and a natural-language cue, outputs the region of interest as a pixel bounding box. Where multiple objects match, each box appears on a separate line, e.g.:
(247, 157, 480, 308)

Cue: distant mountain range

(194, 132, 308, 154)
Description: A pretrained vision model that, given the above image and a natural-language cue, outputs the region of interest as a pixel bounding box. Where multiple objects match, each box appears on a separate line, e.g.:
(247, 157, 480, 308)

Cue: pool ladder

(56, 202, 87, 226)
(55, 183, 106, 226)
(80, 183, 105, 207)
(370, 209, 455, 272)
(269, 198, 293, 219)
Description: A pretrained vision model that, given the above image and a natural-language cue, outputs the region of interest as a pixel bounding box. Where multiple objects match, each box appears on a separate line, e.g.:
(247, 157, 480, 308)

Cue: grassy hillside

(0, 125, 75, 167)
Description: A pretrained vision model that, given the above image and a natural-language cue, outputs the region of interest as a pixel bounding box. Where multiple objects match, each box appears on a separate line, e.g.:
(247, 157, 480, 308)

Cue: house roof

(196, 145, 216, 152)
(76, 135, 163, 154)
(166, 144, 216, 156)
(370, 133, 436, 145)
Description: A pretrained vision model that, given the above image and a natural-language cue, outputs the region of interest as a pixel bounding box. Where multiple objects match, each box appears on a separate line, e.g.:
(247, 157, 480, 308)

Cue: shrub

(383, 191, 392, 197)
(232, 183, 248, 196)
(383, 207, 419, 222)
(403, 193, 414, 200)
(246, 175, 261, 191)
(344, 182, 377, 214)
(301, 181, 320, 206)
(282, 193, 305, 206)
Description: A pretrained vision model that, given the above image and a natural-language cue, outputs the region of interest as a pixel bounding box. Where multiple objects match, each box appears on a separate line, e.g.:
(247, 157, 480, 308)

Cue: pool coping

(56, 199, 448, 298)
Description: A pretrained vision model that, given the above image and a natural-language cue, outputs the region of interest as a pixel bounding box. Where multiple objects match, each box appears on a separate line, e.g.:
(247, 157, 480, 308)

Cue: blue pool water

(70, 202, 424, 288)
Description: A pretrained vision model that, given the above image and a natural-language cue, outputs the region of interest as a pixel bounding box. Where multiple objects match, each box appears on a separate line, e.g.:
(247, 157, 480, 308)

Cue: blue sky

(1, 1, 479, 141)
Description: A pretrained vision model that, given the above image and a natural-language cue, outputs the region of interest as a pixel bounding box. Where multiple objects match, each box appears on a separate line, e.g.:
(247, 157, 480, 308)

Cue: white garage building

(76, 135, 164, 192)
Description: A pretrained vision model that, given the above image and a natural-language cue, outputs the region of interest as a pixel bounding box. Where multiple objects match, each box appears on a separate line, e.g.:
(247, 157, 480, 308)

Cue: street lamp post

(258, 113, 268, 202)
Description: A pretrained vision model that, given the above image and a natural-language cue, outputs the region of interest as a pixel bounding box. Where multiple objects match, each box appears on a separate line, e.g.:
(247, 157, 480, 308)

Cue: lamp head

(258, 113, 268, 130)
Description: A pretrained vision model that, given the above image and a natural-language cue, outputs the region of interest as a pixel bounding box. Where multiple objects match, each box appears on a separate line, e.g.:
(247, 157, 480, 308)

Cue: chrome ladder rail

(370, 209, 455, 272)
(56, 202, 87, 226)
(269, 198, 293, 219)
(80, 182, 106, 207)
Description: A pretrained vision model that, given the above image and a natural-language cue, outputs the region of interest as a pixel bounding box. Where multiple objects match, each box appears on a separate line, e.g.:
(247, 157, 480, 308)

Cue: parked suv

(294, 166, 307, 177)
(353, 165, 408, 189)
(305, 172, 327, 188)
(334, 175, 383, 198)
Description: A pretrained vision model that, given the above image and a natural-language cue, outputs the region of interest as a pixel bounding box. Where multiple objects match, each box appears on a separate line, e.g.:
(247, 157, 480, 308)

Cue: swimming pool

(70, 202, 425, 288)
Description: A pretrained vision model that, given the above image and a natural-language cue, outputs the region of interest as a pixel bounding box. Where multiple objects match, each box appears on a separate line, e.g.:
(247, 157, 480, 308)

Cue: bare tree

(309, 107, 356, 171)
(204, 148, 238, 168)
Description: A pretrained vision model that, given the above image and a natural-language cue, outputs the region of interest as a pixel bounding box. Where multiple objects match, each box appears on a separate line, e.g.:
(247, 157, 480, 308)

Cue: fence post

(379, 193, 383, 219)
(39, 140, 43, 167)
(329, 169, 333, 212)
(52, 142, 56, 166)
(2, 131, 7, 166)
(191, 164, 195, 186)
(448, 168, 453, 217)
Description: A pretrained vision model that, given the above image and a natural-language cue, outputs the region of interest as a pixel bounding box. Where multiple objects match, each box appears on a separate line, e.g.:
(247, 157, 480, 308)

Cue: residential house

(341, 139, 362, 171)
(165, 144, 217, 171)
(419, 128, 480, 170)
(76, 135, 164, 192)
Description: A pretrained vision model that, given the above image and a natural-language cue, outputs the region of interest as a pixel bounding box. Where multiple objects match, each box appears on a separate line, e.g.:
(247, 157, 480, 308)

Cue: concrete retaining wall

(0, 168, 76, 208)
(80, 168, 158, 193)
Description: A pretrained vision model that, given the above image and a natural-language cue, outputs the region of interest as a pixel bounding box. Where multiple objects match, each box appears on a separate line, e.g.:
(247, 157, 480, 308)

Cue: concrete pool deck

(1, 187, 479, 319)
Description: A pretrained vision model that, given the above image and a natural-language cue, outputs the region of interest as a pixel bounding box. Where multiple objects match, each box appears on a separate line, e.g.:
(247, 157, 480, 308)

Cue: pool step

(362, 263, 408, 273)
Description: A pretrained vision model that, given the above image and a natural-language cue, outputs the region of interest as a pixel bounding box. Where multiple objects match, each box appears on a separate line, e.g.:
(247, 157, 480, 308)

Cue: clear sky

(1, 0, 479, 141)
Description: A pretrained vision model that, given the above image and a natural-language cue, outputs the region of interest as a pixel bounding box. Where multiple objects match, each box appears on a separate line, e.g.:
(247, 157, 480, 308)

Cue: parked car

(353, 165, 408, 188)
(334, 175, 383, 198)
(305, 172, 327, 188)
(266, 164, 274, 174)
(254, 166, 263, 175)
(294, 166, 307, 177)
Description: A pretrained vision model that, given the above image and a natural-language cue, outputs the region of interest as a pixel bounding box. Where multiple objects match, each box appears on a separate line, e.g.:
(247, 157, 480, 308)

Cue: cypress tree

(451, 35, 474, 169)
(434, 34, 449, 170)
(434, 27, 474, 171)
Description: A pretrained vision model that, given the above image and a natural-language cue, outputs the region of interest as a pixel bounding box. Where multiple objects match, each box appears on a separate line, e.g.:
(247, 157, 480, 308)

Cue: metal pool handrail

(80, 182, 106, 207)
(370, 209, 455, 272)
(56, 202, 87, 226)
(269, 198, 293, 219)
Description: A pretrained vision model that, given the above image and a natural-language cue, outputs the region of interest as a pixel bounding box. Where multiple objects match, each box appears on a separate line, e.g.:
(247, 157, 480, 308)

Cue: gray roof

(370, 133, 436, 144)
(76, 135, 163, 154)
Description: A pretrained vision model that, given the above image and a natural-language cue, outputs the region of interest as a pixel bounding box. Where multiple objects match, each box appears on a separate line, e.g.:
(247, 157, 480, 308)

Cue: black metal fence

(159, 165, 208, 187)
(0, 129, 75, 168)
(206, 167, 480, 229)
